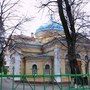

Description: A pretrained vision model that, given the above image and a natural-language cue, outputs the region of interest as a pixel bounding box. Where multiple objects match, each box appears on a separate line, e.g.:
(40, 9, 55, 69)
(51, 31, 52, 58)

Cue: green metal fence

(0, 73, 90, 90)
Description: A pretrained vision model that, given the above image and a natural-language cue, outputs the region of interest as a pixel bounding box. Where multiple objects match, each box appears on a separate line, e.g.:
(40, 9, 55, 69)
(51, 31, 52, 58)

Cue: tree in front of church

(39, 0, 90, 85)
(0, 0, 31, 72)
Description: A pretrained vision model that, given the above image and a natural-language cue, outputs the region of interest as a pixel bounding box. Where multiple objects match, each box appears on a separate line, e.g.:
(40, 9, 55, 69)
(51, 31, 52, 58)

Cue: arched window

(76, 54, 81, 59)
(45, 64, 50, 75)
(65, 61, 70, 74)
(85, 55, 88, 60)
(32, 64, 37, 75)
(65, 54, 68, 59)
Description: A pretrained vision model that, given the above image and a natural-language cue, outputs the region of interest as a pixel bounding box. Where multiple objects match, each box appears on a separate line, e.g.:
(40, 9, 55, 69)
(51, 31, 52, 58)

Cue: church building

(5, 19, 90, 83)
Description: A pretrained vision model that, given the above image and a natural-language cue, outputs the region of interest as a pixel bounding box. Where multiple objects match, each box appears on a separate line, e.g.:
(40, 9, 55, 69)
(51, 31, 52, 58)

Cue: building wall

(8, 34, 90, 83)
(21, 48, 41, 54)
(9, 51, 21, 80)
(20, 58, 52, 82)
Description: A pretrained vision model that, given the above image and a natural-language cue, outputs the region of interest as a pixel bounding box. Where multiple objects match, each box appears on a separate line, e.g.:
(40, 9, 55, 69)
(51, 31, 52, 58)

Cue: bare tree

(38, 0, 90, 85)
(0, 0, 31, 72)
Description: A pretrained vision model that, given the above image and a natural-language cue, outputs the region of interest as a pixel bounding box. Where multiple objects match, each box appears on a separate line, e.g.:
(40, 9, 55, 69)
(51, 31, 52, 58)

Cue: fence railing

(0, 73, 90, 90)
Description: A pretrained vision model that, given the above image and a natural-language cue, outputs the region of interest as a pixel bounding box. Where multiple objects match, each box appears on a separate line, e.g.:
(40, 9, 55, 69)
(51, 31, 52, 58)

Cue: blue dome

(36, 21, 63, 33)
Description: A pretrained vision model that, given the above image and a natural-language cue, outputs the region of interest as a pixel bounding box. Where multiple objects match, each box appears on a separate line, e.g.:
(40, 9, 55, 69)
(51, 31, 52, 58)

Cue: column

(54, 46, 61, 82)
(14, 52, 21, 81)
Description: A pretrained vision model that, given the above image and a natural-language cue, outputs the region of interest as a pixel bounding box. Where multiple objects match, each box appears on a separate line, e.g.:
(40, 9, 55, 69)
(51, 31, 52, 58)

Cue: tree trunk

(67, 41, 83, 85)
(0, 51, 4, 73)
(68, 42, 81, 74)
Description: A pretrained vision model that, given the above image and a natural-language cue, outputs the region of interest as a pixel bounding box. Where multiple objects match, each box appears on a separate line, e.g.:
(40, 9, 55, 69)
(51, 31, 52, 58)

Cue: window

(65, 54, 68, 59)
(32, 64, 37, 75)
(11, 57, 15, 64)
(45, 64, 50, 75)
(65, 61, 70, 74)
(76, 54, 81, 59)
(85, 55, 88, 60)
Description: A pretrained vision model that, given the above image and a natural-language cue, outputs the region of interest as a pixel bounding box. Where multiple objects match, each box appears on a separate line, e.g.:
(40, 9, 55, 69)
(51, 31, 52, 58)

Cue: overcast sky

(18, 0, 90, 36)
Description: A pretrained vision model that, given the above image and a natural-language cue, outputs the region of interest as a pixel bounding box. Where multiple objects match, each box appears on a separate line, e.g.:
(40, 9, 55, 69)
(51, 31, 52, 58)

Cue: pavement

(0, 78, 90, 90)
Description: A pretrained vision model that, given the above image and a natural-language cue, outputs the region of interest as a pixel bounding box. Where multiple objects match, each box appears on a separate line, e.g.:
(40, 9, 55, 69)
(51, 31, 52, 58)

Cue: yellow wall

(21, 48, 41, 53)
(19, 39, 90, 83)
(20, 58, 52, 82)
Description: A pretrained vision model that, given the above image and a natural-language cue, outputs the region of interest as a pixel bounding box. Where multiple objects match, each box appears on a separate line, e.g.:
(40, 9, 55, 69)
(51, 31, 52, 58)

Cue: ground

(0, 78, 90, 90)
